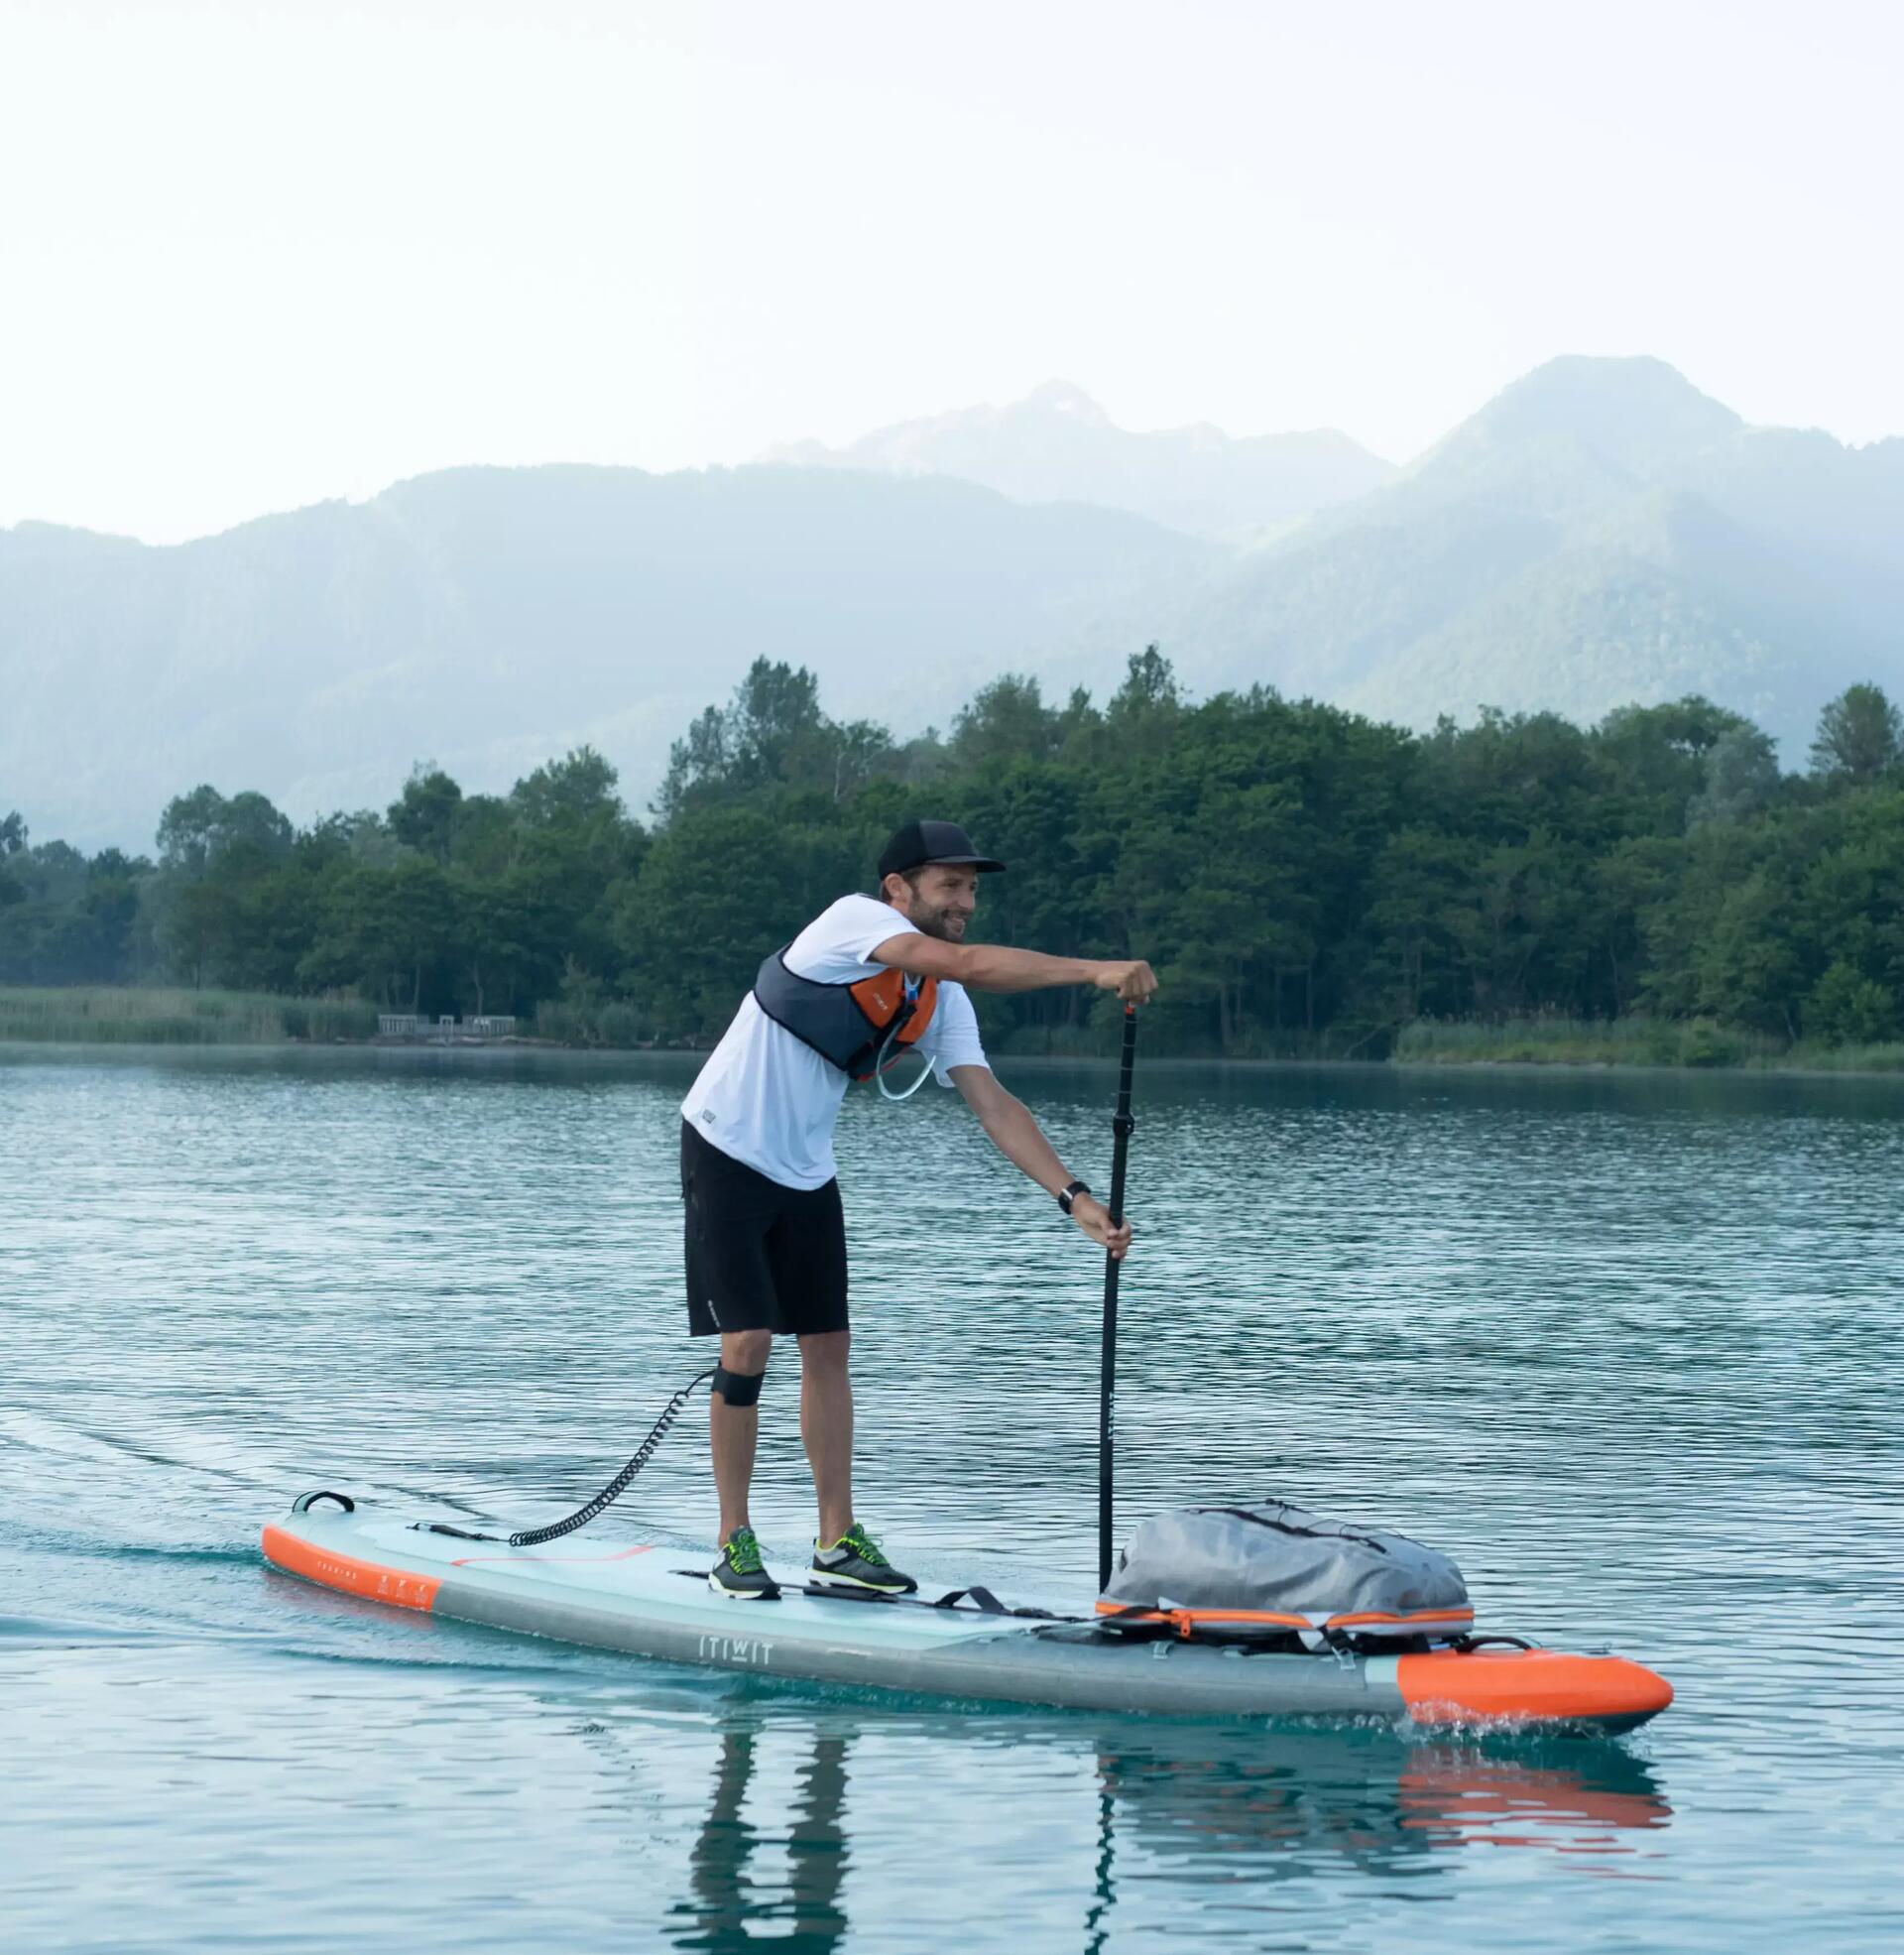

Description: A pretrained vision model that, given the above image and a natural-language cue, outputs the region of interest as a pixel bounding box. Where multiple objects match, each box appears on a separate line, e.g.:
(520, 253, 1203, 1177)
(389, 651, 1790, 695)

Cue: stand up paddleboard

(262, 1008, 1672, 1733)
(262, 1493, 1671, 1731)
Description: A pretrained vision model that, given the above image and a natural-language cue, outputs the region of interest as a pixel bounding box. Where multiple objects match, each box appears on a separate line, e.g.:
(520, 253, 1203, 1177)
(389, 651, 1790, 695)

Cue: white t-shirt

(680, 894, 991, 1189)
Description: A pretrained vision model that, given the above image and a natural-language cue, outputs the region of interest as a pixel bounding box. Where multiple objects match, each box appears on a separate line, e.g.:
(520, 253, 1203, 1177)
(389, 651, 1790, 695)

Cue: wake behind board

(262, 1494, 1673, 1732)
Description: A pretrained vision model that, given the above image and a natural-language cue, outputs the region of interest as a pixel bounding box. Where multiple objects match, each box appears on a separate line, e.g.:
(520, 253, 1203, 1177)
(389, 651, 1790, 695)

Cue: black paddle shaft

(1097, 1006, 1138, 1595)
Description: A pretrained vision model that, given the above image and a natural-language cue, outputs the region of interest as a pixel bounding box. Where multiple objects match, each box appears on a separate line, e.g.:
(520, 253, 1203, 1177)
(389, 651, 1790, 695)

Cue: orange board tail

(261, 1523, 441, 1613)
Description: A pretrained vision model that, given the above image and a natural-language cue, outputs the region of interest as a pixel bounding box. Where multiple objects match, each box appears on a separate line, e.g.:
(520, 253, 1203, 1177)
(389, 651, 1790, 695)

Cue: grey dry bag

(1098, 1500, 1474, 1647)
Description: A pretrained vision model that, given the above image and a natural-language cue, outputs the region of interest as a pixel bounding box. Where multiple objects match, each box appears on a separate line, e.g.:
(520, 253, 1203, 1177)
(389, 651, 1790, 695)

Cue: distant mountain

(764, 380, 1396, 541)
(0, 465, 1214, 851)
(1167, 357, 1904, 754)
(6, 358, 1901, 853)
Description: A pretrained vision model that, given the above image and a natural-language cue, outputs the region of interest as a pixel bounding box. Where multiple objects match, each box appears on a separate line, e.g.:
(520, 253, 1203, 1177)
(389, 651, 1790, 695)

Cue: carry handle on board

(1098, 1005, 1138, 1595)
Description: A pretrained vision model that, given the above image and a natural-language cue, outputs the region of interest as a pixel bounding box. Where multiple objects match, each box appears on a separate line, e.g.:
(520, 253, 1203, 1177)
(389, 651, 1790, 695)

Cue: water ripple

(4, 1048, 1903, 1952)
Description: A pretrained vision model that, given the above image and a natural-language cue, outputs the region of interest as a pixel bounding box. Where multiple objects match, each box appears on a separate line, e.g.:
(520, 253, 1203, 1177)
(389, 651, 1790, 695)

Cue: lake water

(4, 1045, 1902, 1953)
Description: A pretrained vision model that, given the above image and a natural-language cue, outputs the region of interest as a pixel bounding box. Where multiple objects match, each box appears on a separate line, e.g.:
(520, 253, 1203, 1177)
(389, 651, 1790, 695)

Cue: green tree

(1596, 696, 1760, 833)
(389, 766, 465, 863)
(948, 674, 1061, 770)
(1810, 683, 1903, 784)
(455, 872, 541, 1018)
(75, 848, 147, 984)
(621, 801, 853, 1035)
(1692, 870, 1808, 1038)
(657, 659, 898, 817)
(1689, 725, 1781, 828)
(1169, 781, 1311, 1049)
(165, 878, 236, 989)
(157, 787, 293, 877)
(1589, 835, 1681, 1015)
(1104, 645, 1182, 759)
(1362, 828, 1478, 1022)
(511, 747, 624, 830)
(446, 794, 517, 877)
(1808, 960, 1896, 1044)
(0, 813, 23, 915)
(300, 859, 455, 1010)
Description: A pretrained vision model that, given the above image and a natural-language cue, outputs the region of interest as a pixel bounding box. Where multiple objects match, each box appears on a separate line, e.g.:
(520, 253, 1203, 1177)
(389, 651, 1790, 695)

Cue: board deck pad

(262, 1498, 1673, 1731)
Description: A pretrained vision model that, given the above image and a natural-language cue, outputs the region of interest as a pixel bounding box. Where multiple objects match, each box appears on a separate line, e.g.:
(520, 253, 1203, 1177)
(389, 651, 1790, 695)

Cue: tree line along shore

(3, 652, 1902, 1071)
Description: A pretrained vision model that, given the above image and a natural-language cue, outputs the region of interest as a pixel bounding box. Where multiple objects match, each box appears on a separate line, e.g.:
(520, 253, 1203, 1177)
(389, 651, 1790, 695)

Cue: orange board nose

(1398, 1650, 1674, 1727)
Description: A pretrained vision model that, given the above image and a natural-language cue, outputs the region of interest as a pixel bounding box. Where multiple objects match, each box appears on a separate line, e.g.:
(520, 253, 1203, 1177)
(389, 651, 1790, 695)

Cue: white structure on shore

(377, 1014, 517, 1042)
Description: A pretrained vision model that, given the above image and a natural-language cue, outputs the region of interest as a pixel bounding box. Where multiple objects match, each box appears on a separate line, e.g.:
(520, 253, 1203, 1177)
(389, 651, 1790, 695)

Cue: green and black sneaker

(809, 1523, 917, 1595)
(708, 1527, 780, 1600)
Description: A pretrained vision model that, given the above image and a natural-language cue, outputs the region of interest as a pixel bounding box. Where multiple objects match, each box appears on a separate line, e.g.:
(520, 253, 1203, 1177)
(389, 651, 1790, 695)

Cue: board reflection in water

(1092, 1723, 1669, 1871)
(634, 1706, 1668, 1953)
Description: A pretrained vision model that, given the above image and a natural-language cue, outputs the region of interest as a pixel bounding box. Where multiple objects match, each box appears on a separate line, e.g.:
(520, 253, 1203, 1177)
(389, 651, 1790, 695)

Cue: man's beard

(909, 902, 966, 942)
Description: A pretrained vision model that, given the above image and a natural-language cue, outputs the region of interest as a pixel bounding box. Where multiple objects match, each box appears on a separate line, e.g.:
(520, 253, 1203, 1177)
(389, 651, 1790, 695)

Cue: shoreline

(3, 986, 1899, 1079)
(6, 1034, 1904, 1083)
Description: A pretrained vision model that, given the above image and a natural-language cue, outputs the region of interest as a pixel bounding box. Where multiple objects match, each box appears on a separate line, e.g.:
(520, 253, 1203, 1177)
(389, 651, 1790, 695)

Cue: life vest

(752, 948, 939, 1081)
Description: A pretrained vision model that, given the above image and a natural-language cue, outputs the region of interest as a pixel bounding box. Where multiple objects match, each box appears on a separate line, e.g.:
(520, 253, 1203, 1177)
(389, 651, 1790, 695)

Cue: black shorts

(680, 1121, 849, 1339)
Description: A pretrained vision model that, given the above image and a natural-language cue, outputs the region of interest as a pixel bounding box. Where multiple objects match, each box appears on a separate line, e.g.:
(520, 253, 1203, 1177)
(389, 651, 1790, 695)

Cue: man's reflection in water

(658, 1707, 1669, 1953)
(667, 1722, 849, 1955)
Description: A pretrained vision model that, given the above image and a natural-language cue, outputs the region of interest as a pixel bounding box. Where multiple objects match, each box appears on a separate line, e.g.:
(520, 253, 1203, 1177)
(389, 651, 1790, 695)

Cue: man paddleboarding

(680, 818, 1158, 1600)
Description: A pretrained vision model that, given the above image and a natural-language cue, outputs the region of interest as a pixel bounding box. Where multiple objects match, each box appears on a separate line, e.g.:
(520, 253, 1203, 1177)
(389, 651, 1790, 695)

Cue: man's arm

(951, 1064, 1132, 1262)
(872, 933, 1156, 1004)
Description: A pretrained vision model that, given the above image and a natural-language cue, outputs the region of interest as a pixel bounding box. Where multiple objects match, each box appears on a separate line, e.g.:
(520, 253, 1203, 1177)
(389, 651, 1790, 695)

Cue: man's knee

(713, 1330, 773, 1405)
(797, 1329, 851, 1374)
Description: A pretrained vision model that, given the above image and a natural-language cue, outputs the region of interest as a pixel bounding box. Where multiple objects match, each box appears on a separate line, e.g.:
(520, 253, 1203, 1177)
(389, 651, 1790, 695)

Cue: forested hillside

(5, 656, 1901, 1059)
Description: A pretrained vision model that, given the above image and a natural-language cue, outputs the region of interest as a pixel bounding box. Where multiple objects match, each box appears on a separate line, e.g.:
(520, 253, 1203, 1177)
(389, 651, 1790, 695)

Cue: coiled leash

(509, 1366, 718, 1547)
(425, 1366, 716, 1548)
(422, 1362, 1070, 1622)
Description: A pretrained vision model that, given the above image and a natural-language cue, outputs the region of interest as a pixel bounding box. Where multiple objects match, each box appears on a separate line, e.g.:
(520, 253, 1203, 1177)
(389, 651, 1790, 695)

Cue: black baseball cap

(877, 819, 1007, 882)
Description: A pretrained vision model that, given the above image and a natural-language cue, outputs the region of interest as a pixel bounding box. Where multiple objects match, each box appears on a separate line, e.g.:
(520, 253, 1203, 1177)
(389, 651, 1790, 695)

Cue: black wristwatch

(1058, 1179, 1092, 1215)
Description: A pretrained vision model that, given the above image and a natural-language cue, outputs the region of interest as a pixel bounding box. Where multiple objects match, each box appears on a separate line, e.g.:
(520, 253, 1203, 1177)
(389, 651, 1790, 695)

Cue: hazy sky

(3, 0, 1900, 544)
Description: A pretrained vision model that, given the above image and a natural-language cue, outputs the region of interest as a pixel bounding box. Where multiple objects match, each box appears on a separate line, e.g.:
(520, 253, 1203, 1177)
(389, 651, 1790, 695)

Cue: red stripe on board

(449, 1544, 658, 1567)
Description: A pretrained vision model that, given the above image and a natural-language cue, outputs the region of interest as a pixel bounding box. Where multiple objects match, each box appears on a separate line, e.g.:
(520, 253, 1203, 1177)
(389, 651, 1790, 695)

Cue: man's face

(888, 863, 979, 941)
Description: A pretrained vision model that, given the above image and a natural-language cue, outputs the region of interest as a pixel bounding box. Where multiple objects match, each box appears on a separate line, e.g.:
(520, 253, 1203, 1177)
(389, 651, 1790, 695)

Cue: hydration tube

(875, 975, 936, 1102)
